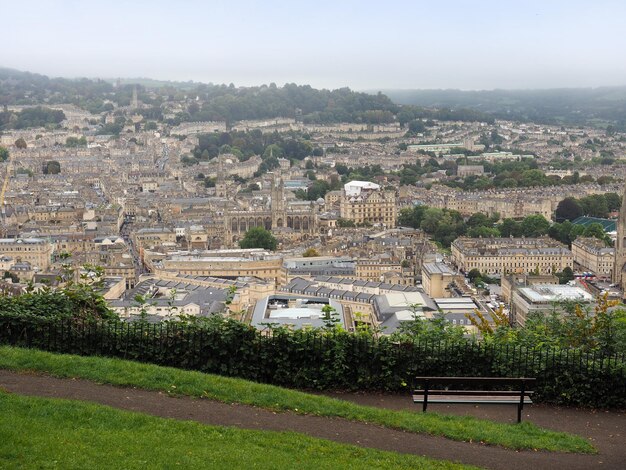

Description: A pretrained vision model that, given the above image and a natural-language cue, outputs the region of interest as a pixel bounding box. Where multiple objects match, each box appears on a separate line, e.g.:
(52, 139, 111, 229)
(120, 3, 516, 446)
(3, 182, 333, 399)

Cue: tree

(407, 119, 425, 134)
(239, 227, 277, 251)
(42, 160, 61, 175)
(466, 212, 491, 228)
(2, 271, 19, 283)
(579, 194, 609, 218)
(605, 192, 622, 212)
(519, 214, 550, 237)
(498, 218, 522, 237)
(582, 223, 608, 242)
(302, 248, 319, 257)
(321, 304, 341, 330)
(420, 208, 445, 233)
(65, 136, 87, 147)
(556, 197, 583, 222)
(556, 267, 575, 284)
(0, 146, 8, 162)
(14, 138, 27, 149)
(336, 218, 356, 228)
(467, 226, 500, 238)
(467, 268, 482, 284)
(397, 205, 427, 229)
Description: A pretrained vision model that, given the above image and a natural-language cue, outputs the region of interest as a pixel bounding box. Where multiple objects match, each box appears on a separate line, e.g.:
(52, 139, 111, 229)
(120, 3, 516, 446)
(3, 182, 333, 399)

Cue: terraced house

(451, 237, 573, 276)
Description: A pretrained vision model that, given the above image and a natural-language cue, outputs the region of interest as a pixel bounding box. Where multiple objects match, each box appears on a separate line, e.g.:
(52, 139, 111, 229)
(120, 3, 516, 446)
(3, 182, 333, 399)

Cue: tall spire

(613, 183, 626, 287)
(131, 86, 138, 109)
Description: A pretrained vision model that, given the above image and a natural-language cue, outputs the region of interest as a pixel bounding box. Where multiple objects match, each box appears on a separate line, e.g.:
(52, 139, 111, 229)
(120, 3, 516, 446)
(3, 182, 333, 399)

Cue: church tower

(131, 86, 139, 109)
(271, 176, 285, 228)
(613, 184, 626, 288)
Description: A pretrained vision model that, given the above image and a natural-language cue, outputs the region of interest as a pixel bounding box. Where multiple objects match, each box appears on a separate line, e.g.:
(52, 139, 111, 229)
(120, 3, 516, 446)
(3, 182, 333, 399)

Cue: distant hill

(376, 88, 626, 129)
(0, 67, 398, 124)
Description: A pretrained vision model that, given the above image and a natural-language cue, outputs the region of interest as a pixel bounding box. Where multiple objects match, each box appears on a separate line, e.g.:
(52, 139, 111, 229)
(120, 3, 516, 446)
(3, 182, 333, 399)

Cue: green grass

(0, 393, 475, 470)
(0, 346, 596, 454)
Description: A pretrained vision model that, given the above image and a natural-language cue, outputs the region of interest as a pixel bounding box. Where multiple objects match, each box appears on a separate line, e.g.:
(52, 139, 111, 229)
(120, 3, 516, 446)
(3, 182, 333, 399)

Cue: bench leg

(518, 383, 526, 423)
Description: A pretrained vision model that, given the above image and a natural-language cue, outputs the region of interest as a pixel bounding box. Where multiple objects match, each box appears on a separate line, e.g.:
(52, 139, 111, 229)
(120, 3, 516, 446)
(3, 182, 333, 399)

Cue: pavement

(1, 369, 625, 469)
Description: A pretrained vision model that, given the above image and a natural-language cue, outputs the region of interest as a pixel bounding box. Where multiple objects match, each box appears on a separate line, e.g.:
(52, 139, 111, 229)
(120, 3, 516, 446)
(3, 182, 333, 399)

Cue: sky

(3, 0, 626, 90)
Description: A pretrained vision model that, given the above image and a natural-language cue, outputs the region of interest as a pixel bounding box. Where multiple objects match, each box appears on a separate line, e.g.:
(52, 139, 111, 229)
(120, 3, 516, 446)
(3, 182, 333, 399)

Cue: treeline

(0, 106, 66, 130)
(183, 130, 324, 178)
(396, 104, 495, 127)
(336, 159, 453, 186)
(0, 68, 506, 127)
(0, 68, 115, 112)
(191, 130, 321, 162)
(181, 85, 398, 124)
(556, 194, 621, 221)
(446, 159, 604, 190)
(398, 205, 611, 248)
(1, 68, 405, 125)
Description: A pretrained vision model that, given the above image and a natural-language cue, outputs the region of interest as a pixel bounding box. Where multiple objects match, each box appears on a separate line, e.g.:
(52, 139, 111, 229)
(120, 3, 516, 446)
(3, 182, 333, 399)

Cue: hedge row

(1, 314, 624, 408)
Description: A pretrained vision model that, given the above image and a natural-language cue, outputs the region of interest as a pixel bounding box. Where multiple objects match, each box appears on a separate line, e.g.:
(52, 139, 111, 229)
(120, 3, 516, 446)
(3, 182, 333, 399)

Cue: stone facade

(571, 237, 614, 279)
(451, 237, 573, 276)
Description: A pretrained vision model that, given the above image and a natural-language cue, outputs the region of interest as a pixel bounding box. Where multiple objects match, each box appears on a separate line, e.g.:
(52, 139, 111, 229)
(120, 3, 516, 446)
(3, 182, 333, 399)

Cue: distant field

(0, 392, 475, 470)
(0, 346, 595, 454)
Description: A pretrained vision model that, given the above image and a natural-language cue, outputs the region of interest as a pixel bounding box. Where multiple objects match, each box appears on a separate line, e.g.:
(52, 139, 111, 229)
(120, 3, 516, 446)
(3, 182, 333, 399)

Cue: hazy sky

(3, 0, 626, 90)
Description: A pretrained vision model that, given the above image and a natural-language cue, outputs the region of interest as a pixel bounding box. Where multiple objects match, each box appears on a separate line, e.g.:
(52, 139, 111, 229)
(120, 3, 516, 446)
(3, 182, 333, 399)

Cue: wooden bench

(413, 377, 535, 423)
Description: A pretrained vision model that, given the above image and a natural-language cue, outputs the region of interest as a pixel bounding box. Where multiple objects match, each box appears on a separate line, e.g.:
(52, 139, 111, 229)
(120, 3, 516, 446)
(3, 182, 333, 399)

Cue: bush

(0, 312, 623, 408)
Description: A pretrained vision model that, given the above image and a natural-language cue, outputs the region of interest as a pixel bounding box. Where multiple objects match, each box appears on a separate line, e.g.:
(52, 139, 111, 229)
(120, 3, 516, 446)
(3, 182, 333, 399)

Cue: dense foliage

(445, 159, 601, 191)
(0, 106, 65, 130)
(399, 204, 612, 249)
(398, 206, 558, 247)
(556, 193, 621, 221)
(42, 160, 61, 175)
(0, 305, 623, 408)
(396, 104, 495, 126)
(238, 227, 278, 251)
(0, 68, 403, 125)
(189, 130, 320, 163)
(548, 221, 612, 247)
(185, 85, 398, 124)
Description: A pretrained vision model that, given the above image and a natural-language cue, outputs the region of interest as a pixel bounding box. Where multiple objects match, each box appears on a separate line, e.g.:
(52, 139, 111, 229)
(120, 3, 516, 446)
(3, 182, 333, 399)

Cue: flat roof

(519, 284, 593, 303)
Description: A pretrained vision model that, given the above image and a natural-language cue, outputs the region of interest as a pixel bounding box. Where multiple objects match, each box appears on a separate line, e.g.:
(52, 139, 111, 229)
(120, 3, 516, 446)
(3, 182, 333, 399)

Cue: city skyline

(3, 0, 626, 90)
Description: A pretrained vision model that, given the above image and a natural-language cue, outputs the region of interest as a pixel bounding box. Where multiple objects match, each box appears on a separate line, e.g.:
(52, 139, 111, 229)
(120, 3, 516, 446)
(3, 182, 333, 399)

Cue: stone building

(0, 238, 54, 271)
(339, 181, 397, 228)
(223, 178, 317, 245)
(571, 237, 614, 279)
(451, 237, 573, 276)
(421, 262, 459, 298)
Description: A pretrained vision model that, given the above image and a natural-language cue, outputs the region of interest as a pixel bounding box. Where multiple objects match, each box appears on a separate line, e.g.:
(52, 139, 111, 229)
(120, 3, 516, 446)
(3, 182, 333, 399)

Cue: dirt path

(1, 369, 624, 470)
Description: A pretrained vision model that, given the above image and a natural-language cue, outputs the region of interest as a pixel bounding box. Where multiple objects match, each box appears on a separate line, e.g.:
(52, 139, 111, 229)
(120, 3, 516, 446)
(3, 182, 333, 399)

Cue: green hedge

(0, 313, 624, 408)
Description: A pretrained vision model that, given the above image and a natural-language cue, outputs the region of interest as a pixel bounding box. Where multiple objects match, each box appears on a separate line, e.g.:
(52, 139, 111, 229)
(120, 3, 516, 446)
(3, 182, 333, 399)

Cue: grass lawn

(0, 392, 476, 470)
(0, 346, 595, 454)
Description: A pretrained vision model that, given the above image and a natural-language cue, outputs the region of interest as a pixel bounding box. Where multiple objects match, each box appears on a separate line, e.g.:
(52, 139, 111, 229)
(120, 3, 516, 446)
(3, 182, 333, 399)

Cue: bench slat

(413, 397, 533, 405)
(413, 395, 533, 405)
(413, 390, 534, 397)
(413, 376, 536, 423)
(414, 377, 536, 385)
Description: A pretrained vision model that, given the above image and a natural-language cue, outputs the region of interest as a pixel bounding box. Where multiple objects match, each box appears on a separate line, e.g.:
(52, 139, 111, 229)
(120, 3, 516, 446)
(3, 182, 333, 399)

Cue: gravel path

(1, 370, 624, 469)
